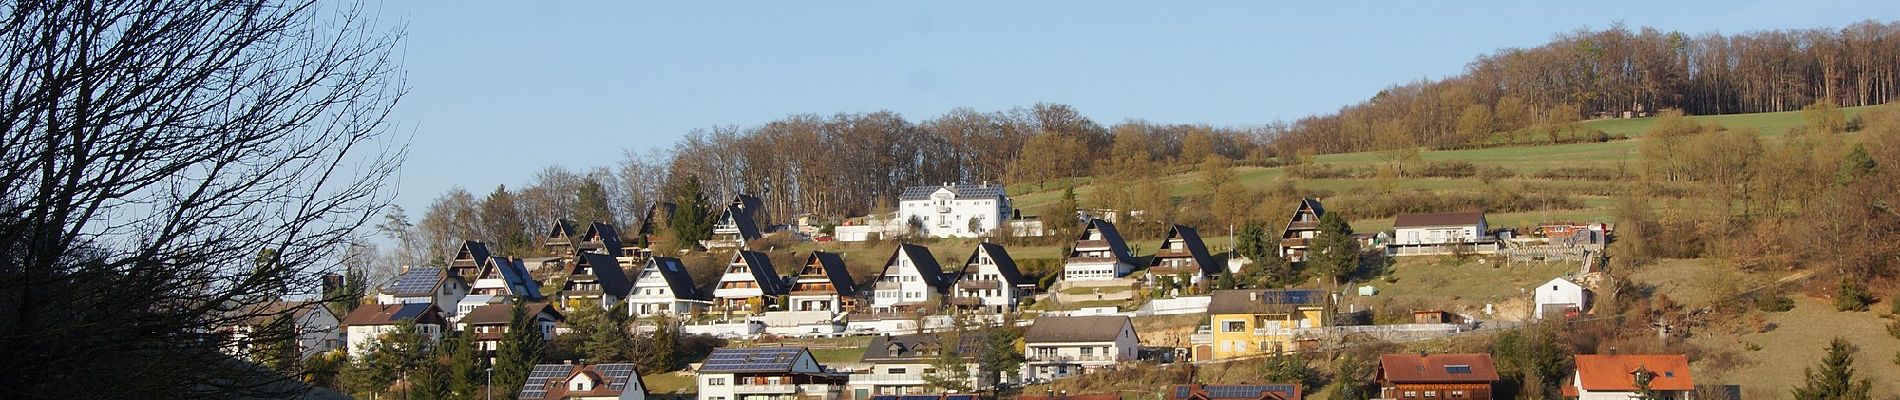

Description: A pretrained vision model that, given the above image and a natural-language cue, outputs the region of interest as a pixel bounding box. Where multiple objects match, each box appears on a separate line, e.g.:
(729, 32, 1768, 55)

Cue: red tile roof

(1379, 353, 1500, 383)
(1572, 354, 1694, 392)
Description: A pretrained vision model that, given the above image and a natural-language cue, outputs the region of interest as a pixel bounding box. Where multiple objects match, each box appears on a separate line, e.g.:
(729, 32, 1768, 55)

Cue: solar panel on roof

(519, 364, 573, 399)
(944, 395, 978, 400)
(388, 268, 442, 295)
(1174, 386, 1192, 398)
(1445, 365, 1473, 374)
(900, 395, 940, 400)
(870, 396, 901, 400)
(389, 303, 431, 320)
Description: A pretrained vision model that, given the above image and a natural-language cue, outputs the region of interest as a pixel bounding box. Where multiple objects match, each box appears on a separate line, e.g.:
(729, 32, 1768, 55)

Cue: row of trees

(1274, 20, 1900, 154)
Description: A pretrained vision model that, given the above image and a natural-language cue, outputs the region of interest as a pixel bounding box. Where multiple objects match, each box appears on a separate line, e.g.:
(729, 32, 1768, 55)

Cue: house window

(1424, 391, 1437, 398)
(1450, 391, 1466, 398)
(708, 378, 726, 385)
(888, 368, 907, 374)
(1221, 321, 1245, 332)
(1403, 391, 1417, 398)
(1080, 347, 1093, 356)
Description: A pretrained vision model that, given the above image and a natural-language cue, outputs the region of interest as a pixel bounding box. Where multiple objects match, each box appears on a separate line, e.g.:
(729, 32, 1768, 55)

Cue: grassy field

(1688, 297, 1900, 399)
(640, 371, 696, 397)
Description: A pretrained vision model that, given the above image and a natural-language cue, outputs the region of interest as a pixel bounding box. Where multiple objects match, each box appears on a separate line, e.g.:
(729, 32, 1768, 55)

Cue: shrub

(1755, 287, 1794, 312)
(1743, 342, 1762, 351)
(1477, 165, 1514, 183)
(1835, 281, 1874, 312)
(1888, 320, 1900, 340)
(1418, 161, 1478, 178)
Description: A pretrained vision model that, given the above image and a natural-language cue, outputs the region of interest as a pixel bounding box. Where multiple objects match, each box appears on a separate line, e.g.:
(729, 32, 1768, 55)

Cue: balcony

(1281, 238, 1310, 247)
(1027, 354, 1118, 363)
(948, 297, 983, 306)
(851, 373, 927, 385)
(1073, 240, 1110, 249)
(732, 384, 796, 394)
(1189, 333, 1212, 344)
(957, 279, 1000, 290)
(1287, 221, 1319, 230)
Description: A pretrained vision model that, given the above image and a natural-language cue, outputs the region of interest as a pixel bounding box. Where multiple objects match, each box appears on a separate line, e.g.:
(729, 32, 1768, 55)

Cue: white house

(711, 250, 786, 315)
(848, 333, 995, 397)
(219, 301, 343, 360)
(696, 347, 846, 400)
(1023, 315, 1140, 381)
(1062, 219, 1138, 281)
(340, 303, 446, 357)
(870, 243, 951, 314)
(519, 363, 648, 400)
(1389, 211, 1495, 256)
(948, 242, 1031, 315)
(897, 182, 1012, 238)
(628, 256, 706, 317)
(1564, 354, 1695, 399)
(470, 256, 546, 301)
(376, 267, 469, 317)
(1533, 277, 1592, 320)
(563, 252, 634, 310)
(1145, 224, 1219, 286)
(705, 194, 764, 249)
(1278, 198, 1327, 262)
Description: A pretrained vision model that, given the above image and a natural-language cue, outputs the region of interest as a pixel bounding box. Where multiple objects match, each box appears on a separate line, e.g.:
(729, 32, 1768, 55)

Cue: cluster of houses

(214, 182, 1629, 400)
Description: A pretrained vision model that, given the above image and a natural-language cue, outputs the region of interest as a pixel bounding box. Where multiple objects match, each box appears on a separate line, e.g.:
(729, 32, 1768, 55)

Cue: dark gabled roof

(1025, 315, 1133, 343)
(581, 222, 625, 257)
(460, 301, 562, 326)
(1392, 211, 1487, 229)
(699, 347, 815, 374)
(577, 252, 633, 297)
(805, 251, 857, 294)
(341, 303, 445, 327)
(643, 256, 701, 299)
(962, 243, 1025, 286)
(548, 219, 577, 241)
(898, 183, 1007, 201)
(453, 240, 493, 266)
(1378, 353, 1501, 383)
(861, 332, 987, 363)
(1151, 225, 1220, 276)
(1297, 198, 1325, 220)
(718, 194, 765, 241)
(1169, 384, 1302, 400)
(883, 243, 949, 289)
(483, 257, 544, 301)
(732, 250, 787, 295)
(1070, 219, 1137, 266)
(1206, 289, 1328, 315)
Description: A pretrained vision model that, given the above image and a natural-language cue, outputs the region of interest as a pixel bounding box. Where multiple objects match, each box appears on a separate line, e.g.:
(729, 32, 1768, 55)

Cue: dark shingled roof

(1069, 218, 1137, 266)
(452, 240, 494, 266)
(861, 332, 987, 363)
(577, 252, 634, 298)
(804, 251, 857, 294)
(883, 243, 950, 289)
(482, 257, 544, 301)
(643, 256, 702, 300)
(1206, 289, 1328, 315)
(958, 243, 1025, 286)
(732, 250, 787, 295)
(581, 222, 625, 257)
(548, 219, 577, 241)
(898, 183, 1008, 201)
(1025, 315, 1133, 343)
(699, 347, 815, 374)
(718, 194, 765, 241)
(1392, 211, 1486, 228)
(1150, 225, 1220, 276)
(1378, 353, 1501, 383)
(341, 303, 446, 327)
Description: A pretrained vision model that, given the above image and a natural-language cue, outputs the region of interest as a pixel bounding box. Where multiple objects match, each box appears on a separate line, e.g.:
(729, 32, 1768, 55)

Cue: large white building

(1023, 315, 1140, 381)
(897, 182, 1012, 238)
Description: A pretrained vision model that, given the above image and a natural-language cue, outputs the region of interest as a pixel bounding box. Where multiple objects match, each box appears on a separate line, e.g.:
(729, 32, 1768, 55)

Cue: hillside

(1007, 105, 1880, 232)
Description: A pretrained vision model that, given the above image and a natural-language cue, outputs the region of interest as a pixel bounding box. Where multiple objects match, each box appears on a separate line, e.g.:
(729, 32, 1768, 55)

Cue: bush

(1532, 167, 1622, 180)
(1477, 165, 1514, 183)
(1835, 281, 1874, 312)
(1755, 288, 1795, 312)
(1888, 320, 1900, 340)
(1418, 161, 1478, 178)
(1743, 341, 1762, 351)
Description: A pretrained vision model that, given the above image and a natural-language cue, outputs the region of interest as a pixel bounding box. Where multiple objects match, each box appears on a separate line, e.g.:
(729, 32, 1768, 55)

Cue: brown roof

(1019, 395, 1120, 400)
(460, 301, 560, 326)
(229, 300, 331, 326)
(1206, 289, 1328, 315)
(1571, 354, 1694, 392)
(1379, 353, 1500, 383)
(1392, 211, 1486, 228)
(340, 303, 446, 327)
(1025, 315, 1133, 343)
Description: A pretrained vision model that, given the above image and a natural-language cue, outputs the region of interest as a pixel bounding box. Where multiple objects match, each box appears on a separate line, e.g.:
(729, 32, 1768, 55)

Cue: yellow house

(1199, 289, 1329, 361)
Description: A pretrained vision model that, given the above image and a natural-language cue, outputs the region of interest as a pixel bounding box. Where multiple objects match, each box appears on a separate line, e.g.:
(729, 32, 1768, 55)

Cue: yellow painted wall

(1207, 307, 1327, 360)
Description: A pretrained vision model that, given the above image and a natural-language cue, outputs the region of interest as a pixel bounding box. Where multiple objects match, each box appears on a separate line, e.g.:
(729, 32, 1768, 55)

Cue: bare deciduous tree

(0, 0, 404, 398)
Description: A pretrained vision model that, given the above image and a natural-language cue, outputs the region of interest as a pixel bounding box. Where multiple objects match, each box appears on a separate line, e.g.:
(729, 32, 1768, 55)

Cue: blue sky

(378, 1, 1895, 214)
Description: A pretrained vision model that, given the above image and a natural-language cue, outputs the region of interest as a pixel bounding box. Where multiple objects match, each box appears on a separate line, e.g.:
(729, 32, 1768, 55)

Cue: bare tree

(0, 1, 404, 398)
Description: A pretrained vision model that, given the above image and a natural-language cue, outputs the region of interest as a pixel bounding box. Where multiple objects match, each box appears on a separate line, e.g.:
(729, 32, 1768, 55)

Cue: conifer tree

(1791, 338, 1873, 400)
(445, 334, 485, 399)
(493, 300, 546, 399)
(1309, 212, 1360, 286)
(669, 176, 715, 247)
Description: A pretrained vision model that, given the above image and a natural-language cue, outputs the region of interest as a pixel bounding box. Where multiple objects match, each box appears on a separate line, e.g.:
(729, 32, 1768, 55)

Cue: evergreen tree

(1835, 144, 1878, 185)
(1791, 338, 1873, 400)
(1042, 186, 1082, 240)
(976, 317, 1026, 389)
(1215, 271, 1238, 290)
(445, 334, 485, 399)
(669, 176, 715, 247)
(494, 300, 546, 399)
(1234, 223, 1272, 261)
(255, 313, 301, 373)
(1260, 352, 1315, 390)
(341, 320, 430, 399)
(1309, 212, 1360, 286)
(1630, 366, 1659, 400)
(481, 185, 532, 255)
(1327, 353, 1373, 400)
(1251, 251, 1294, 288)
(923, 314, 974, 392)
(1835, 279, 1874, 312)
(325, 266, 368, 318)
(575, 178, 617, 228)
(585, 303, 636, 362)
(409, 355, 453, 400)
(640, 315, 680, 373)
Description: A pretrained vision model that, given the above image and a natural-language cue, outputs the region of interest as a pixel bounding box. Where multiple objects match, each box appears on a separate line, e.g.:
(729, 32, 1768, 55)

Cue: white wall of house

(711, 260, 768, 311)
(1062, 259, 1132, 281)
(375, 280, 467, 317)
(870, 251, 940, 313)
(898, 186, 1011, 238)
(295, 308, 342, 358)
(954, 249, 1024, 314)
(1024, 323, 1139, 381)
(1534, 278, 1588, 319)
(847, 362, 985, 396)
(1394, 222, 1488, 246)
(1571, 371, 1694, 400)
(629, 269, 700, 317)
(345, 323, 441, 357)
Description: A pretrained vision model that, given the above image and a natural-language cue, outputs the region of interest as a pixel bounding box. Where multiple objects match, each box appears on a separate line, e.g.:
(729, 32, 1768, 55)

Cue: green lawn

(640, 372, 696, 396)
(1352, 257, 1576, 308)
